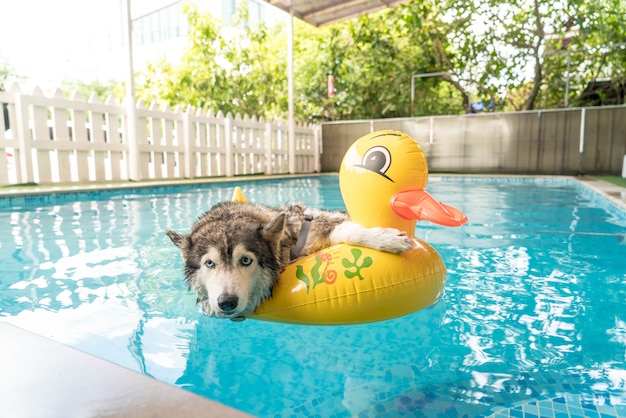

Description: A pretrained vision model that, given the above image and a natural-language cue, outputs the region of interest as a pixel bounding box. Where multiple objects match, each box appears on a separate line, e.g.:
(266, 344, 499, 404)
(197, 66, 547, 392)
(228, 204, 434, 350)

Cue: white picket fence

(0, 84, 321, 186)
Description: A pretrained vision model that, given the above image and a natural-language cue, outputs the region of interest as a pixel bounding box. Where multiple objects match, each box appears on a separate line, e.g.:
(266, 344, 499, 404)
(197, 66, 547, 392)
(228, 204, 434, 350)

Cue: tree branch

(522, 0, 545, 110)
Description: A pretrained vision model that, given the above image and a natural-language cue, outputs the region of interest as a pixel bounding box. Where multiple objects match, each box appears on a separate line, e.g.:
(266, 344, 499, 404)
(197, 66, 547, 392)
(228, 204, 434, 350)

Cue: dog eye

(240, 256, 253, 267)
(205, 260, 216, 269)
(358, 146, 393, 181)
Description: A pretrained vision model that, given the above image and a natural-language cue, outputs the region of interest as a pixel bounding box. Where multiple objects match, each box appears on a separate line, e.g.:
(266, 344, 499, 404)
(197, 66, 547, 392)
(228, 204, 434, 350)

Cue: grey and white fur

(166, 201, 412, 320)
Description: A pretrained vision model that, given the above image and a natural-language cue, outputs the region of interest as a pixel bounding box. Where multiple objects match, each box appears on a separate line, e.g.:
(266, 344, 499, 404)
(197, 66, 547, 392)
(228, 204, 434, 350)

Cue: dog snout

(217, 294, 239, 312)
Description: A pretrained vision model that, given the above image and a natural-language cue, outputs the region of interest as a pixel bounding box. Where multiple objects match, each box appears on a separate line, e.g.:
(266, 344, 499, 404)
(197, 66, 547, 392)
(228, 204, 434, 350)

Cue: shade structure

(263, 0, 413, 27)
(262, 1, 413, 173)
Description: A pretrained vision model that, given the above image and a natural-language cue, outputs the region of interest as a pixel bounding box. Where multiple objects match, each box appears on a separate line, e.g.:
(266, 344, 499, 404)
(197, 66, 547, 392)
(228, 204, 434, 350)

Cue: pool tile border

(0, 173, 331, 209)
(2, 174, 624, 215)
(485, 395, 626, 418)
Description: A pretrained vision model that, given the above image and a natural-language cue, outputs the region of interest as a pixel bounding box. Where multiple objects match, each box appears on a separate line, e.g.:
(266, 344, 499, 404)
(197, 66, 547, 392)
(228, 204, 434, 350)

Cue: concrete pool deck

(1, 174, 625, 417)
(0, 322, 252, 418)
(576, 176, 626, 210)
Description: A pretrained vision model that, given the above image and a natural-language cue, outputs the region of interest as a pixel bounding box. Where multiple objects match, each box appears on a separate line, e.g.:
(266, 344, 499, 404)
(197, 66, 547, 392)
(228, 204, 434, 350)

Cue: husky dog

(165, 201, 413, 320)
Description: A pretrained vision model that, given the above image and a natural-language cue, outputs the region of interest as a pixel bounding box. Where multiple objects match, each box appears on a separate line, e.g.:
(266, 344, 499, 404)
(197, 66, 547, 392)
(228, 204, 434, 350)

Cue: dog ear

(262, 213, 286, 247)
(165, 230, 190, 257)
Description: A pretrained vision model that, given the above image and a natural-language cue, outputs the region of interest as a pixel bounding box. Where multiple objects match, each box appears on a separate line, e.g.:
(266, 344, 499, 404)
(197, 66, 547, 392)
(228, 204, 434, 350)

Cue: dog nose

(218, 294, 239, 312)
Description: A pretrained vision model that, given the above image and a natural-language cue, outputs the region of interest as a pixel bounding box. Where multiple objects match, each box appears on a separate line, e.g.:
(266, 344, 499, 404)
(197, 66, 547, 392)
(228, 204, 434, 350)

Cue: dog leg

(329, 222, 413, 253)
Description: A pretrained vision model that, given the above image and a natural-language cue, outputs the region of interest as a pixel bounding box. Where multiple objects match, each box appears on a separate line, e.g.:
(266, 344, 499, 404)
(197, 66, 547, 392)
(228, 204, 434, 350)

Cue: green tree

(136, 0, 626, 120)
(553, 0, 626, 107)
(0, 59, 18, 89)
(221, 8, 288, 118)
(136, 2, 288, 119)
(294, 4, 467, 119)
(136, 3, 227, 111)
(424, 0, 626, 110)
(61, 79, 121, 101)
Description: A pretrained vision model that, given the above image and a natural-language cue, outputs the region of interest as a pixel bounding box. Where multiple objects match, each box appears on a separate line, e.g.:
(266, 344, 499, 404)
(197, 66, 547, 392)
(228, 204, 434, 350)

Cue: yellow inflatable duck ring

(246, 130, 467, 325)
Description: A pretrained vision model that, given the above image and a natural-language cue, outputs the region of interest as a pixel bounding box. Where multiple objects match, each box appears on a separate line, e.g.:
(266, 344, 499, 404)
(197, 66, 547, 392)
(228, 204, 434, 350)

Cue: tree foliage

(428, 0, 626, 110)
(0, 59, 19, 89)
(61, 79, 122, 101)
(137, 2, 287, 118)
(135, 0, 626, 121)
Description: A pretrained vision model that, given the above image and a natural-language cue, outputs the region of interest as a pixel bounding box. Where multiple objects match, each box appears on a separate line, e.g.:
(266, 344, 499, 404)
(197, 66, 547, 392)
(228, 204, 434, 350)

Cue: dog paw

(374, 228, 414, 253)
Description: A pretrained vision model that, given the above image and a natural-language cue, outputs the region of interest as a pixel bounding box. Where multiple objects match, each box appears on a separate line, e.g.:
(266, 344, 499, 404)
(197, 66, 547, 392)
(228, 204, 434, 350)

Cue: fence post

(225, 112, 233, 177)
(288, 121, 295, 174)
(265, 119, 272, 174)
(183, 106, 193, 179)
(578, 107, 586, 175)
(429, 117, 435, 144)
(171, 104, 184, 179)
(125, 97, 140, 181)
(313, 124, 321, 173)
(13, 90, 34, 184)
(70, 90, 90, 183)
(0, 84, 21, 185)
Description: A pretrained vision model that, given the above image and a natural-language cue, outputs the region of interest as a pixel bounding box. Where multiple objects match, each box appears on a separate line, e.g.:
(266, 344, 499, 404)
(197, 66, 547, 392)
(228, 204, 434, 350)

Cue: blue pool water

(1, 176, 626, 417)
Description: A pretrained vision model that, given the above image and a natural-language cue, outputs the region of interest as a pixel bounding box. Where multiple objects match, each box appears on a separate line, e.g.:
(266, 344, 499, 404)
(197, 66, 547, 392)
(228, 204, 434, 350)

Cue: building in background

(131, 0, 283, 81)
(0, 0, 284, 92)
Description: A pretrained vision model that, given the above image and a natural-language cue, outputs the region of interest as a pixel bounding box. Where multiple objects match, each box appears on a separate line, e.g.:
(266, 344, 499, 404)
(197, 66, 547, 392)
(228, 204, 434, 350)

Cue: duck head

(339, 130, 467, 236)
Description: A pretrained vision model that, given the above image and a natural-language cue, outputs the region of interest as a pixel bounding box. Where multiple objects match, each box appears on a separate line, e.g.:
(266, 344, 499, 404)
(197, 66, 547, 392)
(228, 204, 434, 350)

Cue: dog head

(166, 205, 286, 319)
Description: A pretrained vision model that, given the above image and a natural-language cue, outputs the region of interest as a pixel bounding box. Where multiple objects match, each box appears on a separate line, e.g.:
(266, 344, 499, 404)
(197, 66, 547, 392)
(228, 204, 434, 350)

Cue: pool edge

(574, 176, 626, 211)
(0, 173, 332, 197)
(0, 321, 253, 418)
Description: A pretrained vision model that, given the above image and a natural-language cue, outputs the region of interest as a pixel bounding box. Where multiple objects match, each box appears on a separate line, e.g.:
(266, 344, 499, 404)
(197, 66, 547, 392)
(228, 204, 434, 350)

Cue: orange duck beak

(391, 189, 468, 227)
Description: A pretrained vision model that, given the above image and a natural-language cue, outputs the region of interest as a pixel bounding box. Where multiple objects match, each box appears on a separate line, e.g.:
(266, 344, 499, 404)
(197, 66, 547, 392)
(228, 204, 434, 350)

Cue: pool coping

(1, 173, 625, 212)
(1, 173, 625, 417)
(432, 173, 626, 212)
(574, 176, 626, 211)
(0, 321, 252, 418)
(0, 173, 331, 197)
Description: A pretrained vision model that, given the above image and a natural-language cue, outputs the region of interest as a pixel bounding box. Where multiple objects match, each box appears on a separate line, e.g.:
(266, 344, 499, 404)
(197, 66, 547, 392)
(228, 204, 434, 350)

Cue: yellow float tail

(232, 187, 248, 203)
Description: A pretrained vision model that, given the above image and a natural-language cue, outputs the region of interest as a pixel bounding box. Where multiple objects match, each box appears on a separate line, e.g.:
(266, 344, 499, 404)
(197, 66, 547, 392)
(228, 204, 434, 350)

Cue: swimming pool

(1, 175, 625, 417)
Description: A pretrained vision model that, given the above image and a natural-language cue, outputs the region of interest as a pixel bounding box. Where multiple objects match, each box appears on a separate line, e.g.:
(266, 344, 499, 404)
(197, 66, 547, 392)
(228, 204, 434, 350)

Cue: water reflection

(174, 302, 447, 416)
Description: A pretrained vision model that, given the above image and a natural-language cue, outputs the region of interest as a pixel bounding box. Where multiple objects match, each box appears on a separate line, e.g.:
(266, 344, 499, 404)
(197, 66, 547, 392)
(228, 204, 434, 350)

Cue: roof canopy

(263, 0, 413, 27)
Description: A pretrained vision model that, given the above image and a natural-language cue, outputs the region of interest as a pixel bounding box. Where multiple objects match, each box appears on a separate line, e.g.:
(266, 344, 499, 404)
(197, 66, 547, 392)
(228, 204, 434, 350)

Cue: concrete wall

(321, 106, 626, 175)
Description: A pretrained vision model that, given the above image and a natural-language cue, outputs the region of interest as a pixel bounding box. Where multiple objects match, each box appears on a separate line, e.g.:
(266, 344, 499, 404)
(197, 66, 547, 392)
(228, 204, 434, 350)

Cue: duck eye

(205, 260, 216, 269)
(358, 146, 393, 181)
(240, 256, 253, 267)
